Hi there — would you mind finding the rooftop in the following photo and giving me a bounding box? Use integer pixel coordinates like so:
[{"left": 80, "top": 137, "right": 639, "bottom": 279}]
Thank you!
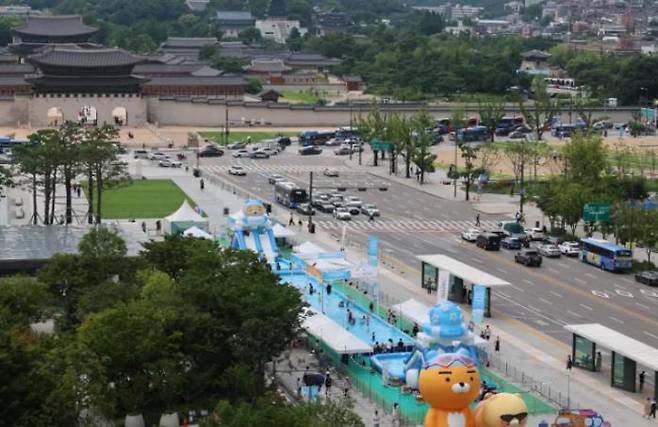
[
  {"left": 417, "top": 254, "right": 511, "bottom": 288},
  {"left": 144, "top": 76, "right": 247, "bottom": 86},
  {"left": 160, "top": 37, "right": 219, "bottom": 49},
  {"left": 13, "top": 15, "right": 98, "bottom": 38},
  {"left": 216, "top": 11, "right": 254, "bottom": 21},
  {"left": 29, "top": 47, "right": 143, "bottom": 68},
  {"left": 522, "top": 49, "right": 552, "bottom": 59},
  {"left": 245, "top": 58, "right": 291, "bottom": 73}
]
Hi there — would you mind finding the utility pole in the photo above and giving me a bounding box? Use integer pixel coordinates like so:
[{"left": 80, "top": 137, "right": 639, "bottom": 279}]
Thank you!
[
  {"left": 308, "top": 171, "right": 313, "bottom": 227},
  {"left": 520, "top": 136, "right": 526, "bottom": 214},
  {"left": 224, "top": 107, "right": 229, "bottom": 145},
  {"left": 453, "top": 140, "right": 458, "bottom": 198}
]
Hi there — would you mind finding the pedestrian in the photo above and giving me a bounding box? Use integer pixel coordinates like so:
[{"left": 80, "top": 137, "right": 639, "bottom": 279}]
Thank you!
[
  {"left": 298, "top": 218, "right": 303, "bottom": 227},
  {"left": 369, "top": 212, "right": 374, "bottom": 222},
  {"left": 76, "top": 185, "right": 81, "bottom": 198},
  {"left": 484, "top": 325, "right": 491, "bottom": 341},
  {"left": 343, "top": 377, "right": 351, "bottom": 398},
  {"left": 566, "top": 355, "right": 573, "bottom": 371},
  {"left": 412, "top": 323, "right": 419, "bottom": 337},
  {"left": 392, "top": 403, "right": 400, "bottom": 427},
  {"left": 324, "top": 372, "right": 332, "bottom": 396},
  {"left": 296, "top": 377, "right": 302, "bottom": 398},
  {"left": 326, "top": 283, "right": 332, "bottom": 294},
  {"left": 639, "top": 370, "right": 646, "bottom": 392},
  {"left": 595, "top": 351, "right": 602, "bottom": 372},
  {"left": 372, "top": 332, "right": 376, "bottom": 342},
  {"left": 645, "top": 397, "right": 652, "bottom": 419},
  {"left": 200, "top": 178, "right": 205, "bottom": 190},
  {"left": 650, "top": 398, "right": 656, "bottom": 419},
  {"left": 475, "top": 213, "right": 481, "bottom": 227},
  {"left": 515, "top": 211, "right": 521, "bottom": 223},
  {"left": 369, "top": 301, "right": 374, "bottom": 312},
  {"left": 494, "top": 336, "right": 500, "bottom": 352},
  {"left": 141, "top": 221, "right": 146, "bottom": 233},
  {"left": 373, "top": 410, "right": 380, "bottom": 427},
  {"left": 289, "top": 213, "right": 294, "bottom": 226}
]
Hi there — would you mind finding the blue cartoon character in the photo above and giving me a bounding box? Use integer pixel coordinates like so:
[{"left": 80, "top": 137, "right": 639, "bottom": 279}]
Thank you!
[{"left": 417, "top": 302, "right": 474, "bottom": 348}]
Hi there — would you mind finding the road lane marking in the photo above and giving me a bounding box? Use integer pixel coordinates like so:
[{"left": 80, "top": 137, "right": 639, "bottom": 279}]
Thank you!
[
  {"left": 550, "top": 291, "right": 563, "bottom": 298},
  {"left": 567, "top": 310, "right": 582, "bottom": 318},
  {"left": 574, "top": 278, "right": 587, "bottom": 284},
  {"left": 557, "top": 262, "right": 571, "bottom": 269},
  {"left": 644, "top": 331, "right": 658, "bottom": 340},
  {"left": 585, "top": 273, "right": 598, "bottom": 279},
  {"left": 522, "top": 279, "right": 535, "bottom": 286},
  {"left": 622, "top": 278, "right": 634, "bottom": 284},
  {"left": 579, "top": 303, "right": 593, "bottom": 311},
  {"left": 547, "top": 267, "right": 559, "bottom": 274},
  {"left": 538, "top": 297, "right": 553, "bottom": 305},
  {"left": 615, "top": 289, "right": 634, "bottom": 298},
  {"left": 496, "top": 267, "right": 508, "bottom": 274},
  {"left": 591, "top": 290, "right": 610, "bottom": 299},
  {"left": 509, "top": 284, "right": 525, "bottom": 293},
  {"left": 636, "top": 302, "right": 651, "bottom": 310},
  {"left": 609, "top": 316, "right": 624, "bottom": 324},
  {"left": 472, "top": 257, "right": 484, "bottom": 263}
]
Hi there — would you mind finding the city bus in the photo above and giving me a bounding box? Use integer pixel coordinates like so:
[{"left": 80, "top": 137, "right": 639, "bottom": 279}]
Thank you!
[
  {"left": 299, "top": 131, "right": 335, "bottom": 146},
  {"left": 457, "top": 126, "right": 491, "bottom": 142},
  {"left": 580, "top": 238, "right": 633, "bottom": 272},
  {"left": 274, "top": 181, "right": 308, "bottom": 208}
]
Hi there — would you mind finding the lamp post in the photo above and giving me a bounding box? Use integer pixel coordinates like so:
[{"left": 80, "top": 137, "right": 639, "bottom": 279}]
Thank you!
[{"left": 453, "top": 137, "right": 458, "bottom": 198}]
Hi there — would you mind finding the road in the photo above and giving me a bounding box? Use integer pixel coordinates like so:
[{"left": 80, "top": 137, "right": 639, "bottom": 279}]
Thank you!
[{"left": 181, "top": 144, "right": 658, "bottom": 349}]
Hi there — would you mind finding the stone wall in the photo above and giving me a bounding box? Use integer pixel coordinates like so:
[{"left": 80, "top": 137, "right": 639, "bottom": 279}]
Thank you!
[
  {"left": 28, "top": 94, "right": 147, "bottom": 127},
  {"left": 0, "top": 97, "right": 28, "bottom": 126}
]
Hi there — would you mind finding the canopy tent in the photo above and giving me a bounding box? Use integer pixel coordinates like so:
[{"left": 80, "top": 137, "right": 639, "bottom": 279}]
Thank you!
[
  {"left": 417, "top": 254, "right": 511, "bottom": 288},
  {"left": 163, "top": 200, "right": 208, "bottom": 234},
  {"left": 272, "top": 223, "right": 296, "bottom": 238},
  {"left": 293, "top": 241, "right": 325, "bottom": 259},
  {"left": 303, "top": 311, "right": 373, "bottom": 354},
  {"left": 183, "top": 226, "right": 213, "bottom": 240}
]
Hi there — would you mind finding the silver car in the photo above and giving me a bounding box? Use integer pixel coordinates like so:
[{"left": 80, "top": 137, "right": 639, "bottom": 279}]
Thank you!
[{"left": 538, "top": 244, "right": 561, "bottom": 258}]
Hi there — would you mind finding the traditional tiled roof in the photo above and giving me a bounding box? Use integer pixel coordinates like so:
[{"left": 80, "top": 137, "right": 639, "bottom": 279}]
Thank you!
[
  {"left": 216, "top": 11, "right": 254, "bottom": 21},
  {"left": 160, "top": 37, "right": 219, "bottom": 48},
  {"left": 134, "top": 63, "right": 212, "bottom": 75},
  {"left": 29, "top": 47, "right": 143, "bottom": 68},
  {"left": 245, "top": 58, "right": 291, "bottom": 73},
  {"left": 0, "top": 64, "right": 35, "bottom": 75},
  {"left": 343, "top": 75, "right": 362, "bottom": 82},
  {"left": 521, "top": 49, "right": 551, "bottom": 59},
  {"left": 144, "top": 76, "right": 247, "bottom": 86},
  {"left": 13, "top": 15, "right": 98, "bottom": 37},
  {"left": 190, "top": 65, "right": 222, "bottom": 77}
]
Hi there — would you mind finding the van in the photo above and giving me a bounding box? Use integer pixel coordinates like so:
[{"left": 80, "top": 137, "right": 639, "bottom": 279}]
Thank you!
[
  {"left": 133, "top": 149, "right": 148, "bottom": 159},
  {"left": 476, "top": 233, "right": 501, "bottom": 251}
]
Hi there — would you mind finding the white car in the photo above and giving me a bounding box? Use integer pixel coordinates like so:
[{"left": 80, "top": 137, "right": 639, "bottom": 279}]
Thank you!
[
  {"left": 345, "top": 196, "right": 362, "bottom": 208},
  {"left": 334, "top": 207, "right": 352, "bottom": 221},
  {"left": 538, "top": 243, "right": 561, "bottom": 258},
  {"left": 558, "top": 241, "right": 580, "bottom": 256},
  {"left": 323, "top": 168, "right": 339, "bottom": 177},
  {"left": 158, "top": 159, "right": 181, "bottom": 168},
  {"left": 361, "top": 203, "right": 380, "bottom": 217},
  {"left": 149, "top": 152, "right": 169, "bottom": 161},
  {"left": 525, "top": 227, "right": 545, "bottom": 241},
  {"left": 461, "top": 228, "right": 481, "bottom": 242},
  {"left": 232, "top": 150, "right": 250, "bottom": 158},
  {"left": 228, "top": 165, "right": 247, "bottom": 176}
]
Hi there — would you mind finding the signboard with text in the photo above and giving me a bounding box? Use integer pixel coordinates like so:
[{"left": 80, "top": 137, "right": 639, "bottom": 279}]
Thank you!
[
  {"left": 583, "top": 203, "right": 610, "bottom": 222},
  {"left": 437, "top": 270, "right": 450, "bottom": 303},
  {"left": 472, "top": 285, "right": 486, "bottom": 324},
  {"left": 368, "top": 235, "right": 379, "bottom": 267}
]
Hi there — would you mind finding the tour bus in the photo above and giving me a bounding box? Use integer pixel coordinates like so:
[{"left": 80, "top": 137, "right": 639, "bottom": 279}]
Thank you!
[
  {"left": 335, "top": 127, "right": 360, "bottom": 140},
  {"left": 274, "top": 181, "right": 308, "bottom": 209},
  {"left": 457, "top": 126, "right": 491, "bottom": 142},
  {"left": 437, "top": 117, "right": 478, "bottom": 133},
  {"left": 0, "top": 137, "right": 31, "bottom": 149},
  {"left": 495, "top": 116, "right": 525, "bottom": 135},
  {"left": 299, "top": 131, "right": 335, "bottom": 146},
  {"left": 580, "top": 238, "right": 633, "bottom": 272}
]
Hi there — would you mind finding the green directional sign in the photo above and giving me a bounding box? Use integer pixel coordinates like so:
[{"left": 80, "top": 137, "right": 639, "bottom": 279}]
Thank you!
[
  {"left": 583, "top": 203, "right": 610, "bottom": 222},
  {"left": 370, "top": 138, "right": 394, "bottom": 152}
]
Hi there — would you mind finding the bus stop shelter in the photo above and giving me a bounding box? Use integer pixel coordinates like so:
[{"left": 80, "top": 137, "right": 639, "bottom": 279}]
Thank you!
[
  {"left": 417, "top": 254, "right": 511, "bottom": 317},
  {"left": 565, "top": 323, "right": 658, "bottom": 400}
]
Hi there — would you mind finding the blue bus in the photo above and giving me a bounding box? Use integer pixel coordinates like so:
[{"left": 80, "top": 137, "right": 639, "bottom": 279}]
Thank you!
[
  {"left": 580, "top": 238, "right": 633, "bottom": 272},
  {"left": 457, "top": 126, "right": 490, "bottom": 142},
  {"left": 274, "top": 181, "right": 308, "bottom": 208},
  {"left": 299, "top": 131, "right": 335, "bottom": 146}
]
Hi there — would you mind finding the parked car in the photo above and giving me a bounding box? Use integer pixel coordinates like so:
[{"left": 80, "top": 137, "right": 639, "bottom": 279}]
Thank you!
[
  {"left": 198, "top": 146, "right": 224, "bottom": 157},
  {"left": 461, "top": 228, "right": 481, "bottom": 242},
  {"left": 276, "top": 136, "right": 292, "bottom": 146},
  {"left": 334, "top": 146, "right": 352, "bottom": 156},
  {"left": 133, "top": 149, "right": 149, "bottom": 159},
  {"left": 538, "top": 243, "right": 561, "bottom": 258},
  {"left": 558, "top": 241, "right": 580, "bottom": 256},
  {"left": 233, "top": 149, "right": 250, "bottom": 158},
  {"left": 268, "top": 174, "right": 285, "bottom": 184},
  {"left": 323, "top": 168, "right": 339, "bottom": 177},
  {"left": 542, "top": 236, "right": 563, "bottom": 246},
  {"left": 334, "top": 207, "right": 351, "bottom": 220},
  {"left": 361, "top": 204, "right": 380, "bottom": 217},
  {"left": 515, "top": 249, "right": 542, "bottom": 267},
  {"left": 345, "top": 196, "right": 362, "bottom": 208},
  {"left": 227, "top": 142, "right": 246, "bottom": 150},
  {"left": 525, "top": 227, "right": 545, "bottom": 241},
  {"left": 347, "top": 206, "right": 360, "bottom": 216},
  {"left": 228, "top": 165, "right": 247, "bottom": 176},
  {"left": 296, "top": 203, "right": 315, "bottom": 216},
  {"left": 476, "top": 233, "right": 501, "bottom": 250},
  {"left": 635, "top": 270, "right": 658, "bottom": 286},
  {"left": 159, "top": 159, "right": 182, "bottom": 168},
  {"left": 512, "top": 125, "right": 532, "bottom": 133},
  {"left": 325, "top": 138, "right": 343, "bottom": 146},
  {"left": 299, "top": 146, "right": 322, "bottom": 155},
  {"left": 501, "top": 237, "right": 522, "bottom": 250},
  {"left": 250, "top": 150, "right": 270, "bottom": 159},
  {"left": 148, "top": 151, "right": 169, "bottom": 161},
  {"left": 262, "top": 148, "right": 279, "bottom": 156},
  {"left": 318, "top": 203, "right": 335, "bottom": 214},
  {"left": 509, "top": 131, "right": 528, "bottom": 139}
]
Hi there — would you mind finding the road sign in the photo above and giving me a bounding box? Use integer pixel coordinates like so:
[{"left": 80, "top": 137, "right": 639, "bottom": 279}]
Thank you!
[
  {"left": 583, "top": 203, "right": 610, "bottom": 222},
  {"left": 370, "top": 138, "right": 393, "bottom": 152}
]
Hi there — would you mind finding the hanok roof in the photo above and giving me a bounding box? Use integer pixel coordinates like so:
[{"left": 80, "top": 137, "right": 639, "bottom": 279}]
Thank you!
[
  {"left": 285, "top": 52, "right": 340, "bottom": 66},
  {"left": 13, "top": 15, "right": 98, "bottom": 38},
  {"left": 134, "top": 63, "right": 220, "bottom": 76},
  {"left": 144, "top": 76, "right": 247, "bottom": 86},
  {"left": 0, "top": 63, "right": 35, "bottom": 75},
  {"left": 216, "top": 11, "right": 254, "bottom": 21},
  {"left": 160, "top": 37, "right": 219, "bottom": 49},
  {"left": 245, "top": 58, "right": 291, "bottom": 73},
  {"left": 521, "top": 49, "right": 552, "bottom": 59},
  {"left": 190, "top": 65, "right": 222, "bottom": 77},
  {"left": 343, "top": 75, "right": 362, "bottom": 83},
  {"left": 29, "top": 47, "right": 143, "bottom": 68}
]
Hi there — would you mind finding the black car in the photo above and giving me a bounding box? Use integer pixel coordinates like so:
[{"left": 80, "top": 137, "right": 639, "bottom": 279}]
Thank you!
[
  {"left": 318, "top": 203, "right": 335, "bottom": 213},
  {"left": 635, "top": 270, "right": 658, "bottom": 287},
  {"left": 299, "top": 146, "right": 322, "bottom": 155},
  {"left": 198, "top": 146, "right": 224, "bottom": 157},
  {"left": 296, "top": 203, "right": 315, "bottom": 216},
  {"left": 515, "top": 249, "right": 542, "bottom": 267},
  {"left": 501, "top": 237, "right": 522, "bottom": 250},
  {"left": 476, "top": 233, "right": 500, "bottom": 251},
  {"left": 276, "top": 136, "right": 292, "bottom": 146}
]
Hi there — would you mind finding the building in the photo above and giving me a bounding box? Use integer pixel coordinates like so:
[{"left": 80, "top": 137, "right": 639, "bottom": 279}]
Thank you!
[
  {"left": 518, "top": 49, "right": 552, "bottom": 76},
  {"left": 317, "top": 11, "right": 353, "bottom": 35},
  {"left": 244, "top": 58, "right": 291, "bottom": 84},
  {"left": 0, "top": 5, "right": 39, "bottom": 17},
  {"left": 216, "top": 11, "right": 255, "bottom": 38},
  {"left": 473, "top": 19, "right": 511, "bottom": 35},
  {"left": 342, "top": 75, "right": 363, "bottom": 91},
  {"left": 158, "top": 37, "right": 219, "bottom": 61},
  {"left": 255, "top": 19, "right": 307, "bottom": 44},
  {"left": 185, "top": 0, "right": 209, "bottom": 12},
  {"left": 451, "top": 5, "right": 483, "bottom": 20},
  {"left": 283, "top": 53, "right": 339, "bottom": 72},
  {"left": 10, "top": 15, "right": 98, "bottom": 57}
]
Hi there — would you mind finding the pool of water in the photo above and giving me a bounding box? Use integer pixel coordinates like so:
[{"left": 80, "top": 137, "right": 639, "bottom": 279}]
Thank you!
[{"left": 282, "top": 273, "right": 413, "bottom": 347}]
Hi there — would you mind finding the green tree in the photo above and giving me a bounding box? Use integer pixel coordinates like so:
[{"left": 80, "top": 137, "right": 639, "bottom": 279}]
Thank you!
[
  {"left": 478, "top": 100, "right": 505, "bottom": 142},
  {"left": 0, "top": 276, "right": 49, "bottom": 327},
  {"left": 562, "top": 133, "right": 608, "bottom": 187},
  {"left": 268, "top": 0, "right": 287, "bottom": 17},
  {"left": 239, "top": 27, "right": 262, "bottom": 43},
  {"left": 412, "top": 110, "right": 436, "bottom": 184},
  {"left": 637, "top": 208, "right": 658, "bottom": 262},
  {"left": 520, "top": 77, "right": 560, "bottom": 141},
  {"left": 458, "top": 142, "right": 482, "bottom": 201},
  {"left": 0, "top": 164, "right": 11, "bottom": 197}
]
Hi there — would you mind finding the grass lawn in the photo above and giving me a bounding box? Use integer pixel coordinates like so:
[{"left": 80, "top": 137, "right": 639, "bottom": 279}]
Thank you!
[
  {"left": 199, "top": 131, "right": 298, "bottom": 145},
  {"left": 280, "top": 89, "right": 325, "bottom": 104},
  {"left": 97, "top": 179, "right": 193, "bottom": 219}
]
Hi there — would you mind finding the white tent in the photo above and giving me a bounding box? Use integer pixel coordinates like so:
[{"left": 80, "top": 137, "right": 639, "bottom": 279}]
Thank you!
[
  {"left": 272, "top": 223, "right": 296, "bottom": 238},
  {"left": 293, "top": 241, "right": 325, "bottom": 258},
  {"left": 163, "top": 200, "right": 208, "bottom": 233},
  {"left": 183, "top": 226, "right": 213, "bottom": 240},
  {"left": 303, "top": 311, "right": 373, "bottom": 354}
]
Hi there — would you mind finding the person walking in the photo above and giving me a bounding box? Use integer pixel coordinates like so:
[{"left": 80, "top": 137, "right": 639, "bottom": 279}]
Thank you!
[
  {"left": 475, "top": 213, "right": 481, "bottom": 227},
  {"left": 494, "top": 336, "right": 500, "bottom": 353},
  {"left": 200, "top": 178, "right": 205, "bottom": 190},
  {"left": 392, "top": 403, "right": 400, "bottom": 427},
  {"left": 566, "top": 355, "right": 573, "bottom": 371},
  {"left": 368, "top": 212, "right": 375, "bottom": 222},
  {"left": 289, "top": 213, "right": 294, "bottom": 226},
  {"left": 372, "top": 410, "right": 380, "bottom": 427},
  {"left": 650, "top": 397, "right": 656, "bottom": 419},
  {"left": 76, "top": 185, "right": 81, "bottom": 198},
  {"left": 645, "top": 397, "right": 652, "bottom": 419},
  {"left": 595, "top": 351, "right": 602, "bottom": 372},
  {"left": 324, "top": 372, "right": 332, "bottom": 397},
  {"left": 639, "top": 370, "right": 646, "bottom": 392}
]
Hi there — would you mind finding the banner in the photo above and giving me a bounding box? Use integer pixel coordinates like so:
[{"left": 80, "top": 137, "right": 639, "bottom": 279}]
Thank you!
[
  {"left": 367, "top": 235, "right": 379, "bottom": 267},
  {"left": 472, "top": 285, "right": 486, "bottom": 324},
  {"left": 437, "top": 270, "right": 450, "bottom": 303}
]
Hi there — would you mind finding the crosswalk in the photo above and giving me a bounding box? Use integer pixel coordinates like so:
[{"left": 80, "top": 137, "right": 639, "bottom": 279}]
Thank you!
[
  {"left": 311, "top": 219, "right": 499, "bottom": 233},
  {"left": 203, "top": 163, "right": 352, "bottom": 175}
]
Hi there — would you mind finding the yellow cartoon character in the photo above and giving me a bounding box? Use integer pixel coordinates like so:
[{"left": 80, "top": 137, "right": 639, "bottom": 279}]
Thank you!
[
  {"left": 474, "top": 393, "right": 528, "bottom": 427},
  {"left": 419, "top": 353, "right": 481, "bottom": 427},
  {"left": 243, "top": 199, "right": 265, "bottom": 217}
]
